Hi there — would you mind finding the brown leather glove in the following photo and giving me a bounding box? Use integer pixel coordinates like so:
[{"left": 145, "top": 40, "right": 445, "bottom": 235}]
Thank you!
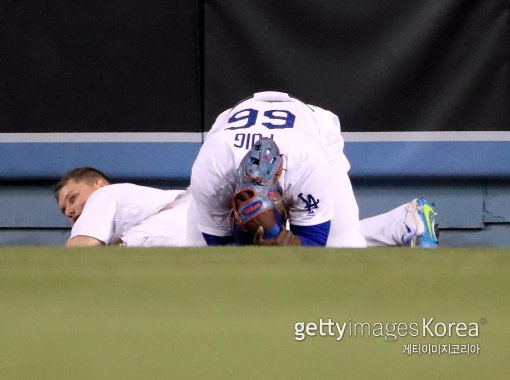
[{"left": 232, "top": 189, "right": 278, "bottom": 235}]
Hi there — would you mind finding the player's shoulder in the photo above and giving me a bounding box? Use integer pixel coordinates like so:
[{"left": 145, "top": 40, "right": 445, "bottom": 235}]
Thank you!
[
  {"left": 97, "top": 183, "right": 137, "bottom": 193},
  {"left": 306, "top": 104, "right": 339, "bottom": 119},
  {"left": 208, "top": 108, "right": 234, "bottom": 134},
  {"left": 91, "top": 183, "right": 146, "bottom": 199}
]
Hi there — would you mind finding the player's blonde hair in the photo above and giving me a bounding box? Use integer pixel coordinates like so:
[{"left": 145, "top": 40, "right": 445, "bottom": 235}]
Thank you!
[{"left": 54, "top": 167, "right": 110, "bottom": 201}]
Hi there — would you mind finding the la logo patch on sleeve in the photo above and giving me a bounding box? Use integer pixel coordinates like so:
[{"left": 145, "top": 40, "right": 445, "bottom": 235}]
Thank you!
[{"left": 298, "top": 193, "right": 320, "bottom": 215}]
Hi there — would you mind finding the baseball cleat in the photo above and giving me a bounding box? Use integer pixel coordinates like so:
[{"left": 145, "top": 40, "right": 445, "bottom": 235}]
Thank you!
[{"left": 402, "top": 198, "right": 439, "bottom": 248}]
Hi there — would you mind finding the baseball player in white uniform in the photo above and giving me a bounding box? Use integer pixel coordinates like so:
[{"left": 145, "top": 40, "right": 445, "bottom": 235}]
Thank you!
[
  {"left": 56, "top": 167, "right": 437, "bottom": 248},
  {"left": 190, "top": 91, "right": 368, "bottom": 247},
  {"left": 56, "top": 167, "right": 191, "bottom": 247}
]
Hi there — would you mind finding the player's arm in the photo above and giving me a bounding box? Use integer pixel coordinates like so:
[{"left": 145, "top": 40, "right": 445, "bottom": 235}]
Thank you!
[
  {"left": 253, "top": 221, "right": 330, "bottom": 246},
  {"left": 66, "top": 190, "right": 118, "bottom": 247},
  {"left": 290, "top": 221, "right": 331, "bottom": 246},
  {"left": 66, "top": 235, "right": 105, "bottom": 247},
  {"left": 190, "top": 133, "right": 237, "bottom": 244}
]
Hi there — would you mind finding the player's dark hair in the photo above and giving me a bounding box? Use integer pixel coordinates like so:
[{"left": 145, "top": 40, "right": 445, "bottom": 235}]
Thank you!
[{"left": 54, "top": 167, "right": 110, "bottom": 201}]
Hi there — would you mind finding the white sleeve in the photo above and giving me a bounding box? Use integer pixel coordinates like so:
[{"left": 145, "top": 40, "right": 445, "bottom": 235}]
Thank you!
[
  {"left": 70, "top": 192, "right": 117, "bottom": 244},
  {"left": 190, "top": 132, "right": 236, "bottom": 237},
  {"left": 309, "top": 105, "right": 351, "bottom": 173},
  {"left": 285, "top": 149, "right": 336, "bottom": 227}
]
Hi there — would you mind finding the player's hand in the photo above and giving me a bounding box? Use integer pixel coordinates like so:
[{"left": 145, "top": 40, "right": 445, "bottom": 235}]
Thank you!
[
  {"left": 233, "top": 190, "right": 278, "bottom": 230},
  {"left": 253, "top": 226, "right": 301, "bottom": 246}
]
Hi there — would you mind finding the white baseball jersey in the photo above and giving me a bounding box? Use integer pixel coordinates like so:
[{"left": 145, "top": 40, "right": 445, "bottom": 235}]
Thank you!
[
  {"left": 70, "top": 183, "right": 191, "bottom": 246},
  {"left": 191, "top": 91, "right": 367, "bottom": 247}
]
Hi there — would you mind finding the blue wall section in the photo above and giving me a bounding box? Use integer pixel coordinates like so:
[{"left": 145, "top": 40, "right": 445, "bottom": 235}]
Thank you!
[
  {"left": 2, "top": 140, "right": 510, "bottom": 180},
  {"left": 0, "top": 142, "right": 201, "bottom": 181},
  {"left": 345, "top": 142, "right": 510, "bottom": 178}
]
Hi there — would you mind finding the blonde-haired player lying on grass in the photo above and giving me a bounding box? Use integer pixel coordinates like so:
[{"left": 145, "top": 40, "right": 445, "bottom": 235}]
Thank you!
[{"left": 55, "top": 167, "right": 438, "bottom": 248}]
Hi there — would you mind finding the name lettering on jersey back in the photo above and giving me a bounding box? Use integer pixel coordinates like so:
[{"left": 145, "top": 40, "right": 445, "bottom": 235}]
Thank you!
[
  {"left": 298, "top": 193, "right": 320, "bottom": 215},
  {"left": 233, "top": 133, "right": 275, "bottom": 150}
]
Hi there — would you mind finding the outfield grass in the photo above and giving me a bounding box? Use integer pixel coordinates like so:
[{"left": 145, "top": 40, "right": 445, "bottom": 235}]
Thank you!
[{"left": 0, "top": 247, "right": 509, "bottom": 379}]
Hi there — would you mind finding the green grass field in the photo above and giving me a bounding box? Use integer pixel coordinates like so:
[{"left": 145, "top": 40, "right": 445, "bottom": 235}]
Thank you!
[{"left": 1, "top": 247, "right": 509, "bottom": 379}]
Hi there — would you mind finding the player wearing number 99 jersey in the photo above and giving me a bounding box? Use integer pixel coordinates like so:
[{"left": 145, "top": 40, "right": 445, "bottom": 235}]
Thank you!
[{"left": 189, "top": 91, "right": 367, "bottom": 247}]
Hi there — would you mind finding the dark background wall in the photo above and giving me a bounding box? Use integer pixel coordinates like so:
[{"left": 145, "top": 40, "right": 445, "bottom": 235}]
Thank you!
[
  {"left": 205, "top": 0, "right": 508, "bottom": 132},
  {"left": 1, "top": 0, "right": 200, "bottom": 133},
  {"left": 1, "top": 0, "right": 507, "bottom": 134}
]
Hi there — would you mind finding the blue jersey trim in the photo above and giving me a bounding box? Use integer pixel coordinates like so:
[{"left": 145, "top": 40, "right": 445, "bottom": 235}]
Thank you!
[
  {"left": 202, "top": 233, "right": 234, "bottom": 246},
  {"left": 290, "top": 221, "right": 331, "bottom": 246}
]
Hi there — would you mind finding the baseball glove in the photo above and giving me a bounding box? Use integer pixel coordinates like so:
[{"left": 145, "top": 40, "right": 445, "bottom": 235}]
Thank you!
[
  {"left": 230, "top": 137, "right": 300, "bottom": 246},
  {"left": 236, "top": 137, "right": 283, "bottom": 187}
]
